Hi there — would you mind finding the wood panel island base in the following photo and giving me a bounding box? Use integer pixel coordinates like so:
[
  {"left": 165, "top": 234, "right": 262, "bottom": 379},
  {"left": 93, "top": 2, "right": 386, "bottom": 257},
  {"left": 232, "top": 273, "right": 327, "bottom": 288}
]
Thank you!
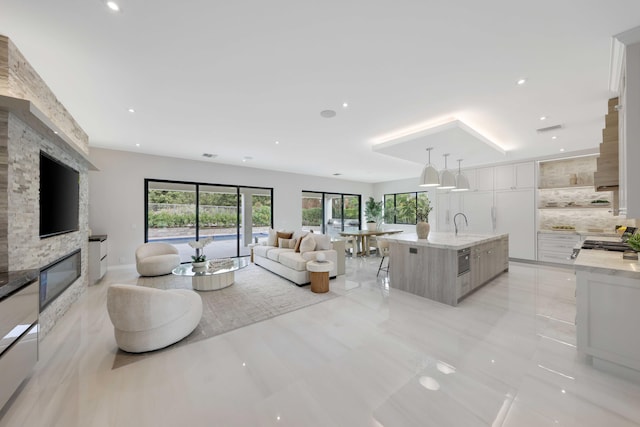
[{"left": 382, "top": 233, "right": 509, "bottom": 306}]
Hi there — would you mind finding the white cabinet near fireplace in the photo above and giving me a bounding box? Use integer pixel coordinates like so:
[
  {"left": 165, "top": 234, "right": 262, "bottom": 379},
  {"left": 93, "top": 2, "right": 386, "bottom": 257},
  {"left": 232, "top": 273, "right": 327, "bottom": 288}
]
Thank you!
[{"left": 89, "top": 235, "right": 108, "bottom": 284}]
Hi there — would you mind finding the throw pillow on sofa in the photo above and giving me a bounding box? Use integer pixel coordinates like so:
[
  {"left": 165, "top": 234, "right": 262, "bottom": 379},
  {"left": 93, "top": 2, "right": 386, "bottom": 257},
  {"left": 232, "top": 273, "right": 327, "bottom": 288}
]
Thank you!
[
  {"left": 299, "top": 234, "right": 316, "bottom": 254},
  {"left": 267, "top": 228, "right": 278, "bottom": 246},
  {"left": 293, "top": 231, "right": 309, "bottom": 252},
  {"left": 278, "top": 238, "right": 296, "bottom": 249},
  {"left": 311, "top": 233, "right": 332, "bottom": 250},
  {"left": 267, "top": 229, "right": 294, "bottom": 247}
]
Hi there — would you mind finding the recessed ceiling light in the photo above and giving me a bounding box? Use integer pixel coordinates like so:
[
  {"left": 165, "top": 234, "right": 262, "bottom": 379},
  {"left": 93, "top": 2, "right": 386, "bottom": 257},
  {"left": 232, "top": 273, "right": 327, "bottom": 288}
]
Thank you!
[
  {"left": 128, "top": 108, "right": 135, "bottom": 113},
  {"left": 135, "top": 143, "right": 140, "bottom": 147},
  {"left": 342, "top": 102, "right": 348, "bottom": 108},
  {"left": 516, "top": 78, "right": 527, "bottom": 85},
  {"left": 53, "top": 131, "right": 58, "bottom": 135},
  {"left": 320, "top": 109, "right": 336, "bottom": 118},
  {"left": 551, "top": 135, "right": 557, "bottom": 140},
  {"left": 560, "top": 148, "right": 565, "bottom": 152},
  {"left": 106, "top": 1, "right": 120, "bottom": 12},
  {"left": 275, "top": 140, "right": 280, "bottom": 145},
  {"left": 540, "top": 116, "right": 547, "bottom": 121}
]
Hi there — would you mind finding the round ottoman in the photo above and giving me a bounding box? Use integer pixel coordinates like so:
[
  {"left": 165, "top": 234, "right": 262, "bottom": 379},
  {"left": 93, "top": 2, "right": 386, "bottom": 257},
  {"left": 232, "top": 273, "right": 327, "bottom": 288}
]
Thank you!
[{"left": 307, "top": 260, "right": 333, "bottom": 293}]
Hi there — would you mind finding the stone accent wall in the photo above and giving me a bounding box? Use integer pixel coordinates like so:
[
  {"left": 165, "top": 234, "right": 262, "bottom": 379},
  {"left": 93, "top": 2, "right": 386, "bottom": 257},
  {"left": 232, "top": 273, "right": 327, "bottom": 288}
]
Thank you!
[
  {"left": 538, "top": 156, "right": 636, "bottom": 232},
  {"left": 6, "top": 113, "right": 89, "bottom": 338},
  {"left": 539, "top": 156, "right": 596, "bottom": 188},
  {"left": 0, "top": 35, "right": 89, "bottom": 155}
]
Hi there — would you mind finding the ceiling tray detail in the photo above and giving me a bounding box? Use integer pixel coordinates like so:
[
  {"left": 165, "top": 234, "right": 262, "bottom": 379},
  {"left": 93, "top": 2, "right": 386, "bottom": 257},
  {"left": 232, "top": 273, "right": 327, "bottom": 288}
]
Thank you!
[{"left": 372, "top": 119, "right": 506, "bottom": 168}]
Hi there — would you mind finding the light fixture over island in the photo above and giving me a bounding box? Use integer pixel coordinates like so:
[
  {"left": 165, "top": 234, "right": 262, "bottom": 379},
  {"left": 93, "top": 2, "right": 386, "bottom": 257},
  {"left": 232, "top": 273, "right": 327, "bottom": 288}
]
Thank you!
[{"left": 380, "top": 232, "right": 509, "bottom": 306}]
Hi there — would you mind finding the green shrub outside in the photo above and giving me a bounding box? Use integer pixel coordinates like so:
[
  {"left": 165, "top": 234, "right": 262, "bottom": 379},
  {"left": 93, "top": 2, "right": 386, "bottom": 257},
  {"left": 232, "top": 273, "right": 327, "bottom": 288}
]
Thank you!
[
  {"left": 302, "top": 207, "right": 322, "bottom": 225},
  {"left": 148, "top": 205, "right": 272, "bottom": 228}
]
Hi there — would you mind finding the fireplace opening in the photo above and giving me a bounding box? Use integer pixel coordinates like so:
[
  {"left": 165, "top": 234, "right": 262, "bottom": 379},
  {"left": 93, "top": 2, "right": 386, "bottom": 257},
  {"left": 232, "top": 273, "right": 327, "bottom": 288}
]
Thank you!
[{"left": 40, "top": 249, "right": 81, "bottom": 312}]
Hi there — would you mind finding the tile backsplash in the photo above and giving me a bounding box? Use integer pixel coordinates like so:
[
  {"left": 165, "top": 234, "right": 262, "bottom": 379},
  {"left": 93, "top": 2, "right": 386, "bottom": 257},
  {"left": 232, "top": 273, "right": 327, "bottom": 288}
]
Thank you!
[{"left": 538, "top": 156, "right": 636, "bottom": 232}]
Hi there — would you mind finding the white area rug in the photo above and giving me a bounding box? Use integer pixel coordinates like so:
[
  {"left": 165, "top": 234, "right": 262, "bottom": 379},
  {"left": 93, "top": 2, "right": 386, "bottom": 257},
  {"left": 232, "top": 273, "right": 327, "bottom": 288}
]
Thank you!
[{"left": 113, "top": 263, "right": 337, "bottom": 368}]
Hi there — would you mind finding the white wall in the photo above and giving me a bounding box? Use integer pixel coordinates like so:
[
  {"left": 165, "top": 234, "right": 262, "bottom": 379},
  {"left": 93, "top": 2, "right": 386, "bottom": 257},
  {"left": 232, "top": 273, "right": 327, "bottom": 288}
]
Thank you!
[{"left": 89, "top": 148, "right": 373, "bottom": 266}]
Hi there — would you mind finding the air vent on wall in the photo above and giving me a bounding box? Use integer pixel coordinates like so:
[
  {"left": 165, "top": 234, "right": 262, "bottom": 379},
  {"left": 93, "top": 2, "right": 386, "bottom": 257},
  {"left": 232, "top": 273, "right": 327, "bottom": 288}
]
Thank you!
[
  {"left": 332, "top": 173, "right": 342, "bottom": 176},
  {"left": 536, "top": 124, "right": 564, "bottom": 133},
  {"left": 202, "top": 153, "right": 217, "bottom": 158}
]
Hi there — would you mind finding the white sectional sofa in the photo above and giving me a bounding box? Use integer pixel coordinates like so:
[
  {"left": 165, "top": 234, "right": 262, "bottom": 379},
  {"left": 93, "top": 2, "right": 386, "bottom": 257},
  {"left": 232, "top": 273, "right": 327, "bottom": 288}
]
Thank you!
[{"left": 253, "top": 230, "right": 343, "bottom": 285}]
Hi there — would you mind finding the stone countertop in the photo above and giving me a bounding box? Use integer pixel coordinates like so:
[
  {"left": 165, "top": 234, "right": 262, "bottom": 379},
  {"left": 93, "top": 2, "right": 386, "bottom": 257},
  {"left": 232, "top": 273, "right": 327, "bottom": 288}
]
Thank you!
[
  {"left": 538, "top": 230, "right": 619, "bottom": 237},
  {"left": 574, "top": 250, "right": 640, "bottom": 280},
  {"left": 379, "top": 232, "right": 508, "bottom": 250},
  {"left": 0, "top": 269, "right": 39, "bottom": 301}
]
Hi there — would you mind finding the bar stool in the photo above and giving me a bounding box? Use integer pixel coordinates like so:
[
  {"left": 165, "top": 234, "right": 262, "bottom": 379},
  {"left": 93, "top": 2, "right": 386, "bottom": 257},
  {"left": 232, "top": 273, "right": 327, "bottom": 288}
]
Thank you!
[{"left": 377, "top": 240, "right": 390, "bottom": 276}]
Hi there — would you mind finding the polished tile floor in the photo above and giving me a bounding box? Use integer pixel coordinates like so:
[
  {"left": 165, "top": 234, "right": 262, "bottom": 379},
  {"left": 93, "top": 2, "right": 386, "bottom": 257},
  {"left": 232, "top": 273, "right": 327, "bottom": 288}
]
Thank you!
[{"left": 2, "top": 258, "right": 640, "bottom": 426}]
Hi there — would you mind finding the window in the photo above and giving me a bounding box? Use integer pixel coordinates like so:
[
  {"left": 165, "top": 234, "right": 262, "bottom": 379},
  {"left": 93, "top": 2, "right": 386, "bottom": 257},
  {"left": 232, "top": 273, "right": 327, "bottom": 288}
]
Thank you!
[
  {"left": 384, "top": 191, "right": 433, "bottom": 224},
  {"left": 145, "top": 179, "right": 272, "bottom": 261},
  {"left": 301, "top": 191, "right": 361, "bottom": 238}
]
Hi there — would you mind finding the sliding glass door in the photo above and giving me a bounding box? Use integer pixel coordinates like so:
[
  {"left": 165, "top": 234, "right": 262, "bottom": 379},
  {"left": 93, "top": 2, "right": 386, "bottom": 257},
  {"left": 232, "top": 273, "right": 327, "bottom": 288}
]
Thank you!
[
  {"left": 301, "top": 191, "right": 361, "bottom": 236},
  {"left": 145, "top": 179, "right": 272, "bottom": 261},
  {"left": 146, "top": 181, "right": 198, "bottom": 263},
  {"left": 199, "top": 185, "right": 238, "bottom": 259}
]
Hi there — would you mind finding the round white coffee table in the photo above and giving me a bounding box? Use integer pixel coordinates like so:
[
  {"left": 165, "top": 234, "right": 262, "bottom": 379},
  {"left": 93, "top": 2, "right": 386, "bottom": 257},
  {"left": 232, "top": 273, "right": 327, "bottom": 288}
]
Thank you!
[
  {"left": 172, "top": 258, "right": 249, "bottom": 291},
  {"left": 307, "top": 260, "right": 333, "bottom": 293}
]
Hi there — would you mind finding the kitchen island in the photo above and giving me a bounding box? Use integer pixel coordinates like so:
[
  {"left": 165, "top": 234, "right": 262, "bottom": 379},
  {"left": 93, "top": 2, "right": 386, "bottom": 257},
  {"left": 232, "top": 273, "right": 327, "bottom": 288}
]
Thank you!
[
  {"left": 574, "top": 249, "right": 640, "bottom": 381},
  {"left": 381, "top": 232, "right": 509, "bottom": 306}
]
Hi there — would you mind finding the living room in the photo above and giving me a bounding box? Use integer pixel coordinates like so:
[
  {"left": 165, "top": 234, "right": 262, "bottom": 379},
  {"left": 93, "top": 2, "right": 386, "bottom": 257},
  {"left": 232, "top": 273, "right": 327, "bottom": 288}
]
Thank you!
[{"left": 2, "top": 2, "right": 640, "bottom": 426}]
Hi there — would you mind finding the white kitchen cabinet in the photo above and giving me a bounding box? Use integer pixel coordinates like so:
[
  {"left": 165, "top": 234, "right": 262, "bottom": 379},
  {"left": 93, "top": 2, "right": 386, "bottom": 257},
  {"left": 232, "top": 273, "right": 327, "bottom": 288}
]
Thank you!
[
  {"left": 436, "top": 193, "right": 450, "bottom": 232},
  {"left": 473, "top": 167, "right": 494, "bottom": 191},
  {"left": 537, "top": 232, "right": 581, "bottom": 264},
  {"left": 495, "top": 189, "right": 536, "bottom": 260},
  {"left": 575, "top": 253, "right": 640, "bottom": 380},
  {"left": 89, "top": 235, "right": 108, "bottom": 284},
  {"left": 618, "top": 42, "right": 640, "bottom": 217},
  {"left": 495, "top": 162, "right": 535, "bottom": 190},
  {"left": 461, "top": 191, "right": 494, "bottom": 234},
  {"left": 436, "top": 192, "right": 462, "bottom": 233}
]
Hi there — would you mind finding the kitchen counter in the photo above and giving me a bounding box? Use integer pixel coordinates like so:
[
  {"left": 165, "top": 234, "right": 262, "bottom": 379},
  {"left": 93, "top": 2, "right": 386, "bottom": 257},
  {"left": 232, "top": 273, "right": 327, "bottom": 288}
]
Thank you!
[
  {"left": 0, "top": 269, "right": 39, "bottom": 301},
  {"left": 574, "top": 249, "right": 640, "bottom": 381},
  {"left": 385, "top": 233, "right": 509, "bottom": 306},
  {"left": 574, "top": 247, "right": 640, "bottom": 280},
  {"left": 538, "top": 230, "right": 619, "bottom": 238},
  {"left": 381, "top": 232, "right": 508, "bottom": 250}
]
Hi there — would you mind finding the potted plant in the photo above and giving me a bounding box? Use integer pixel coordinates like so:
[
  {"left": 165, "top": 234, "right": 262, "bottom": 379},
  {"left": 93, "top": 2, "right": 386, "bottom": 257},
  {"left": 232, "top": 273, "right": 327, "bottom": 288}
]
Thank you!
[
  {"left": 416, "top": 196, "right": 433, "bottom": 239},
  {"left": 188, "top": 237, "right": 214, "bottom": 268},
  {"left": 627, "top": 233, "right": 640, "bottom": 262},
  {"left": 364, "top": 197, "right": 383, "bottom": 231}
]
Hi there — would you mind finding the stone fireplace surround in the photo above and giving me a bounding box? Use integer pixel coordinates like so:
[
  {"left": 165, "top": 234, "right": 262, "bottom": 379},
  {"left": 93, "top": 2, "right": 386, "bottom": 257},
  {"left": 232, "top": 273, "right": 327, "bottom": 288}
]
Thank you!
[
  {"left": 0, "top": 110, "right": 90, "bottom": 338},
  {"left": 1, "top": 35, "right": 92, "bottom": 340}
]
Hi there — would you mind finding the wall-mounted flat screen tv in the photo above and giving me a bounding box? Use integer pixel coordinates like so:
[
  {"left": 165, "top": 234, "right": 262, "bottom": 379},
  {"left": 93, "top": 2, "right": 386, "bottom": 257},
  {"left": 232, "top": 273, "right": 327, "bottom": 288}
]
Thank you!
[{"left": 39, "top": 152, "right": 79, "bottom": 238}]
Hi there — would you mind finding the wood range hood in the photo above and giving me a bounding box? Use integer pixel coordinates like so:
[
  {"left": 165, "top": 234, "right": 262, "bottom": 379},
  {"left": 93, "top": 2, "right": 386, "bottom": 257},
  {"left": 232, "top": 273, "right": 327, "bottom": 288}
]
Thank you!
[{"left": 593, "top": 97, "right": 620, "bottom": 213}]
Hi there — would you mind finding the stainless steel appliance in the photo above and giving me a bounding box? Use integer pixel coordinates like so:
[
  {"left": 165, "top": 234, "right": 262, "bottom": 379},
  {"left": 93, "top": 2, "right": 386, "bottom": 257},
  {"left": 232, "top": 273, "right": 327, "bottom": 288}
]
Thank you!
[{"left": 457, "top": 248, "right": 471, "bottom": 276}]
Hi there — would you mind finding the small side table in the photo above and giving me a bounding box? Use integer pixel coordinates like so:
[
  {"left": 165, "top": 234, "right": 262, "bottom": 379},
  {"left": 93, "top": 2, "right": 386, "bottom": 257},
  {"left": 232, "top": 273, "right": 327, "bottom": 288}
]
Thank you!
[
  {"left": 307, "top": 260, "right": 333, "bottom": 293},
  {"left": 248, "top": 243, "right": 258, "bottom": 263}
]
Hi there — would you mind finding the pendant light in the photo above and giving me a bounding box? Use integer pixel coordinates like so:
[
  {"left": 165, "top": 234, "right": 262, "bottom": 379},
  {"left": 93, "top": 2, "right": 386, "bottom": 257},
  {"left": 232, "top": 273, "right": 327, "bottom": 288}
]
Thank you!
[
  {"left": 451, "top": 159, "right": 470, "bottom": 192},
  {"left": 419, "top": 147, "right": 440, "bottom": 187},
  {"left": 439, "top": 153, "right": 456, "bottom": 190}
]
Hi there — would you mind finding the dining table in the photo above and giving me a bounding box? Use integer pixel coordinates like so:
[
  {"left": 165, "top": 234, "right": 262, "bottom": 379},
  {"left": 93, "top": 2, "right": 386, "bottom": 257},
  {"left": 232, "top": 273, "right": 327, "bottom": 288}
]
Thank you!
[{"left": 339, "top": 229, "right": 403, "bottom": 256}]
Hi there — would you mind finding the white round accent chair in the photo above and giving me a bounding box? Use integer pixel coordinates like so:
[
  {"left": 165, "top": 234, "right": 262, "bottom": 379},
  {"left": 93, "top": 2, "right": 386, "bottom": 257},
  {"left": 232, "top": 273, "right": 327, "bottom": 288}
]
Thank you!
[
  {"left": 135, "top": 242, "right": 181, "bottom": 276},
  {"left": 106, "top": 284, "right": 203, "bottom": 353}
]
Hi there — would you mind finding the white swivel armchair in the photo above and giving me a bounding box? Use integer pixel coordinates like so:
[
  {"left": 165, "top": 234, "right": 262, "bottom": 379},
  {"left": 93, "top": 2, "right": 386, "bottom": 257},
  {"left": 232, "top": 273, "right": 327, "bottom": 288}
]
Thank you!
[
  {"left": 106, "top": 284, "right": 202, "bottom": 353},
  {"left": 135, "top": 242, "right": 181, "bottom": 276}
]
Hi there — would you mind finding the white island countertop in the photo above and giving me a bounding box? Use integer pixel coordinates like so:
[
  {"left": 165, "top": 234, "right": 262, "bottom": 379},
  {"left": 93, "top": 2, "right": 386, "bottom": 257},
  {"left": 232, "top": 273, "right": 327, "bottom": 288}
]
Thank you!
[
  {"left": 380, "top": 232, "right": 508, "bottom": 250},
  {"left": 574, "top": 249, "right": 640, "bottom": 280}
]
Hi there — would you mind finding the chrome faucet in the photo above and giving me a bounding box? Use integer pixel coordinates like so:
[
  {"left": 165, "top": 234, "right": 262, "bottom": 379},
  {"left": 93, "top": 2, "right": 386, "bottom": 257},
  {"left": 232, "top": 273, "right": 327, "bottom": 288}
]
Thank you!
[{"left": 453, "top": 213, "right": 468, "bottom": 236}]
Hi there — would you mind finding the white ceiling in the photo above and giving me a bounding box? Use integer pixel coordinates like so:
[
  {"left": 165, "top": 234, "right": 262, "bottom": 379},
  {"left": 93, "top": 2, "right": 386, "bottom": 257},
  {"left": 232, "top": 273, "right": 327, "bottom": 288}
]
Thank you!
[{"left": 1, "top": 1, "right": 640, "bottom": 183}]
